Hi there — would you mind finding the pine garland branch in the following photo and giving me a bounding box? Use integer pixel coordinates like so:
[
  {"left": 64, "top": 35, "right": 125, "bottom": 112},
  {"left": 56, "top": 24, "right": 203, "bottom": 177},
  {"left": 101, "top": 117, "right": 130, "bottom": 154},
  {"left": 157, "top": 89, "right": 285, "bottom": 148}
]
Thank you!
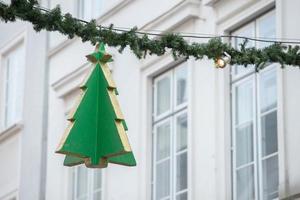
[{"left": 1, "top": 0, "right": 300, "bottom": 68}]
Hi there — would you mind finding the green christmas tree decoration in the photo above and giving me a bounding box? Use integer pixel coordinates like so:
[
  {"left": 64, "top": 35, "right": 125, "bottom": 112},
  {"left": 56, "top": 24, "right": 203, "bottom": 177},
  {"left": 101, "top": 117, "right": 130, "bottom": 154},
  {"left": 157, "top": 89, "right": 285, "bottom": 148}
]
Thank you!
[{"left": 56, "top": 43, "right": 136, "bottom": 168}]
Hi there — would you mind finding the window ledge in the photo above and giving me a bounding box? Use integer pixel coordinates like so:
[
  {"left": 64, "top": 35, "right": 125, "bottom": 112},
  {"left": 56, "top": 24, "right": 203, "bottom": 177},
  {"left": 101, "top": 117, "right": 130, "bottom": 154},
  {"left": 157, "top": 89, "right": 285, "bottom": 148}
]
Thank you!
[{"left": 0, "top": 123, "right": 23, "bottom": 143}]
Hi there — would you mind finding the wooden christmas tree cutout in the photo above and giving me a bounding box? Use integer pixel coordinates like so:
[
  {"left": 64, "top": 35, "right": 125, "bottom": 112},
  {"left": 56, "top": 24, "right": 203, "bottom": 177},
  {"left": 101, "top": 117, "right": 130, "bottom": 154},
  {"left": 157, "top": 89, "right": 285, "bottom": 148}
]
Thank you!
[{"left": 56, "top": 43, "right": 136, "bottom": 168}]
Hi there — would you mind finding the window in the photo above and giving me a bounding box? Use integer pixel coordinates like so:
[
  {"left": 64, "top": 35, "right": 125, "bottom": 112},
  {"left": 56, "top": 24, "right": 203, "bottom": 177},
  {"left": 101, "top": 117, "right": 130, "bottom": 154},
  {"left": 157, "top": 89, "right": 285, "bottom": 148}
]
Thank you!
[
  {"left": 77, "top": 0, "right": 103, "bottom": 21},
  {"left": 152, "top": 63, "right": 188, "bottom": 200},
  {"left": 72, "top": 166, "right": 103, "bottom": 200},
  {"left": 231, "top": 11, "right": 278, "bottom": 200},
  {"left": 0, "top": 43, "right": 25, "bottom": 130}
]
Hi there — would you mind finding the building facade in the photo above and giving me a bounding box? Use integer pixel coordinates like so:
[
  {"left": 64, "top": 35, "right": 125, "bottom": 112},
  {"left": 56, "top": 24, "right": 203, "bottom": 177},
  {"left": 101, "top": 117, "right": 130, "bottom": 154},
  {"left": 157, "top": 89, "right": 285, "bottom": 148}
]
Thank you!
[
  {"left": 0, "top": 10, "right": 48, "bottom": 200},
  {"left": 1, "top": 0, "right": 300, "bottom": 200}
]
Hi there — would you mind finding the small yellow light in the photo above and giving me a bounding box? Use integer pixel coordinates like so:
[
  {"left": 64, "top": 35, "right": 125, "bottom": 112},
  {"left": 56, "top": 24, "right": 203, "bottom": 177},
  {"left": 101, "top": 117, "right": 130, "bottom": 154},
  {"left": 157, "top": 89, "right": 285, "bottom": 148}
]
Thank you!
[{"left": 215, "top": 52, "right": 231, "bottom": 68}]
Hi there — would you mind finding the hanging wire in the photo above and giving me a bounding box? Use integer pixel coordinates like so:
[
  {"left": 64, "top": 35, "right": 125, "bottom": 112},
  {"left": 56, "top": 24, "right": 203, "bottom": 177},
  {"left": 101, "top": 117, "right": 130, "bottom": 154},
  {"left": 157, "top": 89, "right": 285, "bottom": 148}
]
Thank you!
[{"left": 3, "top": 0, "right": 300, "bottom": 44}]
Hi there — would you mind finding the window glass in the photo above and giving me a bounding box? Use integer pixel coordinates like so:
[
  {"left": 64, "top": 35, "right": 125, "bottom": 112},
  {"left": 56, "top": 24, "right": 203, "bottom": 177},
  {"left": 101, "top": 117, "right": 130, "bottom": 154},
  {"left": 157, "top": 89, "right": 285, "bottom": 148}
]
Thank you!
[
  {"left": 156, "top": 121, "right": 171, "bottom": 161},
  {"left": 1, "top": 44, "right": 25, "bottom": 129},
  {"left": 77, "top": 0, "right": 102, "bottom": 20},
  {"left": 260, "top": 70, "right": 277, "bottom": 113},
  {"left": 176, "top": 192, "right": 187, "bottom": 200},
  {"left": 93, "top": 0, "right": 102, "bottom": 18},
  {"left": 175, "top": 66, "right": 187, "bottom": 106},
  {"left": 262, "top": 156, "right": 279, "bottom": 200},
  {"left": 176, "top": 152, "right": 187, "bottom": 192},
  {"left": 232, "top": 23, "right": 255, "bottom": 76},
  {"left": 235, "top": 80, "right": 253, "bottom": 125},
  {"left": 77, "top": 166, "right": 88, "bottom": 199},
  {"left": 156, "top": 75, "right": 171, "bottom": 116},
  {"left": 236, "top": 165, "right": 255, "bottom": 200},
  {"left": 176, "top": 114, "right": 187, "bottom": 152},
  {"left": 258, "top": 13, "right": 276, "bottom": 49},
  {"left": 261, "top": 111, "right": 277, "bottom": 157},
  {"left": 156, "top": 160, "right": 171, "bottom": 199},
  {"left": 73, "top": 167, "right": 102, "bottom": 200},
  {"left": 236, "top": 123, "right": 254, "bottom": 167},
  {"left": 93, "top": 192, "right": 101, "bottom": 200},
  {"left": 93, "top": 170, "right": 102, "bottom": 190},
  {"left": 77, "top": 0, "right": 91, "bottom": 20}
]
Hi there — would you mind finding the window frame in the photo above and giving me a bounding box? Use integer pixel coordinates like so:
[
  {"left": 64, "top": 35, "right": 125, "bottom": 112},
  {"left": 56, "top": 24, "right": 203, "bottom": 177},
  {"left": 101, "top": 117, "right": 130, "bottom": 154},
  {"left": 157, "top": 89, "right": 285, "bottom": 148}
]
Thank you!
[
  {"left": 231, "top": 74, "right": 258, "bottom": 200},
  {"left": 0, "top": 39, "right": 25, "bottom": 132},
  {"left": 71, "top": 166, "right": 104, "bottom": 200},
  {"left": 230, "top": 10, "right": 279, "bottom": 200},
  {"left": 152, "top": 62, "right": 189, "bottom": 200}
]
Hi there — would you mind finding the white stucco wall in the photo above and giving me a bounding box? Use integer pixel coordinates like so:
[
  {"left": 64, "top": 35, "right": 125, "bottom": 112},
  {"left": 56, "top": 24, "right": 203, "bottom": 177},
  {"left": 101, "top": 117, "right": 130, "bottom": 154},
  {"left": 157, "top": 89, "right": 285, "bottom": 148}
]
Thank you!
[
  {"left": 1, "top": 0, "right": 300, "bottom": 200},
  {"left": 45, "top": 0, "right": 300, "bottom": 199},
  {"left": 0, "top": 20, "right": 47, "bottom": 200}
]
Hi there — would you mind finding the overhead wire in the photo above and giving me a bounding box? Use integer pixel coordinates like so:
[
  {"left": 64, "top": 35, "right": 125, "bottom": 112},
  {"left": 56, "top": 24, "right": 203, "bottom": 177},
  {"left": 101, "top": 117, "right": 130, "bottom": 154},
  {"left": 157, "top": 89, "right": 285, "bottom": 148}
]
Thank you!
[{"left": 2, "top": 1, "right": 300, "bottom": 44}]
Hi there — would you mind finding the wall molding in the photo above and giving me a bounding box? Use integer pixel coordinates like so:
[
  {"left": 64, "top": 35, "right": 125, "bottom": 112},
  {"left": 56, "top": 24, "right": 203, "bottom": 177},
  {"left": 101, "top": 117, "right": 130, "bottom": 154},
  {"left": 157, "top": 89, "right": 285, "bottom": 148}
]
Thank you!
[
  {"left": 141, "top": 0, "right": 201, "bottom": 32},
  {"left": 51, "top": 62, "right": 90, "bottom": 98},
  {"left": 0, "top": 123, "right": 23, "bottom": 143},
  {"left": 216, "top": 0, "right": 275, "bottom": 33}
]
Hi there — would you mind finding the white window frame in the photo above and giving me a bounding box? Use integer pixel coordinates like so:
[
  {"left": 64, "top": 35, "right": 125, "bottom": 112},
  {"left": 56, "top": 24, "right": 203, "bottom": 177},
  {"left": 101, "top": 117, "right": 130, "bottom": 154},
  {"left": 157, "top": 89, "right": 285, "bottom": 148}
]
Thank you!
[
  {"left": 231, "top": 10, "right": 276, "bottom": 82},
  {"left": 0, "top": 36, "right": 25, "bottom": 132},
  {"left": 230, "top": 10, "right": 279, "bottom": 200},
  {"left": 231, "top": 75, "right": 258, "bottom": 200},
  {"left": 71, "top": 166, "right": 104, "bottom": 200},
  {"left": 256, "top": 65, "right": 279, "bottom": 200},
  {"left": 152, "top": 63, "right": 189, "bottom": 200}
]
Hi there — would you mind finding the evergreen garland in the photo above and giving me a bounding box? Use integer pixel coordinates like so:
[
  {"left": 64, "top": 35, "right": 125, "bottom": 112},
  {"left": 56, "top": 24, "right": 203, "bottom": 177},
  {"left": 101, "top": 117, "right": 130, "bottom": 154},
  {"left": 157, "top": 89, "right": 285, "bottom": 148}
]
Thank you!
[{"left": 1, "top": 0, "right": 300, "bottom": 69}]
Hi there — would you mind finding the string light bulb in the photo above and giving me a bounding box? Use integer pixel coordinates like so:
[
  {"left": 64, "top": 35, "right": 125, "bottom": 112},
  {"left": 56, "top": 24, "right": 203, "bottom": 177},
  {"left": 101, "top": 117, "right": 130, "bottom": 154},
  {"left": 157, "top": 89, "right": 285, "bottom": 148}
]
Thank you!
[{"left": 215, "top": 52, "right": 231, "bottom": 68}]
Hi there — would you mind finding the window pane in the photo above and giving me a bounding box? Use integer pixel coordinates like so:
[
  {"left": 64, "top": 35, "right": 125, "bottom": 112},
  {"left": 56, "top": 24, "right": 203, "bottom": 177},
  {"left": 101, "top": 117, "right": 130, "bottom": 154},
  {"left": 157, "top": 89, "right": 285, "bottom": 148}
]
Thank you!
[
  {"left": 4, "top": 46, "right": 24, "bottom": 128},
  {"left": 93, "top": 169, "right": 102, "bottom": 190},
  {"left": 5, "top": 57, "right": 14, "bottom": 127},
  {"left": 262, "top": 156, "right": 279, "bottom": 200},
  {"left": 176, "top": 113, "right": 187, "bottom": 152},
  {"left": 236, "top": 165, "right": 255, "bottom": 200},
  {"left": 232, "top": 23, "right": 255, "bottom": 76},
  {"left": 77, "top": 166, "right": 88, "bottom": 198},
  {"left": 78, "top": 0, "right": 91, "bottom": 20},
  {"left": 175, "top": 65, "right": 187, "bottom": 106},
  {"left": 261, "top": 111, "right": 278, "bottom": 157},
  {"left": 258, "top": 13, "right": 276, "bottom": 49},
  {"left": 93, "top": 191, "right": 101, "bottom": 200},
  {"left": 77, "top": 0, "right": 84, "bottom": 18},
  {"left": 260, "top": 70, "right": 277, "bottom": 113},
  {"left": 176, "top": 192, "right": 187, "bottom": 200},
  {"left": 236, "top": 123, "right": 254, "bottom": 167},
  {"left": 235, "top": 80, "right": 253, "bottom": 125},
  {"left": 156, "top": 77, "right": 171, "bottom": 115},
  {"left": 156, "top": 76, "right": 171, "bottom": 116},
  {"left": 93, "top": 0, "right": 102, "bottom": 18},
  {"left": 156, "top": 121, "right": 171, "bottom": 161},
  {"left": 156, "top": 160, "right": 170, "bottom": 199},
  {"left": 176, "top": 152, "right": 187, "bottom": 192}
]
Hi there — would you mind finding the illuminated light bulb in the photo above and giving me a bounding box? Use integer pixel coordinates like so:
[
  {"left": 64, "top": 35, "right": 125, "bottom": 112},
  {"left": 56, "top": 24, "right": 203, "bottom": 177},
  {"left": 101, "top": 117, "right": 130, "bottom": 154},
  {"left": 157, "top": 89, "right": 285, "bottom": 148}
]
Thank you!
[{"left": 215, "top": 52, "right": 231, "bottom": 68}]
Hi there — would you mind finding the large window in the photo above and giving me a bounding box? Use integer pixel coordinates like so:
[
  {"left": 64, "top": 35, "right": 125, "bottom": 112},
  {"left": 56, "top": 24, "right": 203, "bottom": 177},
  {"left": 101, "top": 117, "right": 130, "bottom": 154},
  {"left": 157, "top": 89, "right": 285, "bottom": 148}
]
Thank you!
[
  {"left": 231, "top": 11, "right": 278, "bottom": 200},
  {"left": 0, "top": 43, "right": 25, "bottom": 130},
  {"left": 77, "top": 0, "right": 103, "bottom": 21},
  {"left": 152, "top": 63, "right": 188, "bottom": 200},
  {"left": 72, "top": 166, "right": 103, "bottom": 200}
]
